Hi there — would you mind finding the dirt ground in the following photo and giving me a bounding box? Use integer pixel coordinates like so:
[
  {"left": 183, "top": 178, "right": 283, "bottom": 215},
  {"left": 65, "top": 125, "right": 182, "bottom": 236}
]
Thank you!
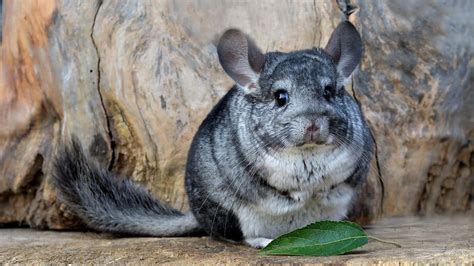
[{"left": 0, "top": 216, "right": 472, "bottom": 264}]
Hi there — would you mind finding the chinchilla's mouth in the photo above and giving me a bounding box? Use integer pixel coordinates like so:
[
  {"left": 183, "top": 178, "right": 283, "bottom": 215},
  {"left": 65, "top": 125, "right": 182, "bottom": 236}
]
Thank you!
[
  {"left": 296, "top": 141, "right": 328, "bottom": 148},
  {"left": 294, "top": 135, "right": 334, "bottom": 149}
]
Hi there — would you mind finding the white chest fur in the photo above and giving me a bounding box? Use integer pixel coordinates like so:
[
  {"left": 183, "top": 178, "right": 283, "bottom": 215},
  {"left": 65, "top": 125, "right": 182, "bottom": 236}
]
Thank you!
[
  {"left": 237, "top": 146, "right": 360, "bottom": 239},
  {"left": 237, "top": 183, "right": 354, "bottom": 239},
  {"left": 264, "top": 145, "right": 360, "bottom": 191}
]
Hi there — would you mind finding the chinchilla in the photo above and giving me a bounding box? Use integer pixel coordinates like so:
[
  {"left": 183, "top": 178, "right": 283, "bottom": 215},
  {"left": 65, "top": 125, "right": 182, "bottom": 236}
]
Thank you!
[{"left": 53, "top": 21, "right": 373, "bottom": 248}]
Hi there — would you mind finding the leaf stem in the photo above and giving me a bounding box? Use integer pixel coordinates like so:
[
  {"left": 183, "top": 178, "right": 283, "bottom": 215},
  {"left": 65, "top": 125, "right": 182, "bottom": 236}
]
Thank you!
[{"left": 368, "top": 235, "right": 402, "bottom": 248}]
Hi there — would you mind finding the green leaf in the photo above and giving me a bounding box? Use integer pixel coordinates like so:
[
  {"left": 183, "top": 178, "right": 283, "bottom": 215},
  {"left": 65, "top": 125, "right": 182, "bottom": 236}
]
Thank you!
[{"left": 259, "top": 221, "right": 368, "bottom": 256}]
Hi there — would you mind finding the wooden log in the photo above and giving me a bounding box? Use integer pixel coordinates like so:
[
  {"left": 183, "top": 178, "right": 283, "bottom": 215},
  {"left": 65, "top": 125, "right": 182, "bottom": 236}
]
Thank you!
[
  {"left": 0, "top": 0, "right": 471, "bottom": 229},
  {"left": 354, "top": 1, "right": 474, "bottom": 215}
]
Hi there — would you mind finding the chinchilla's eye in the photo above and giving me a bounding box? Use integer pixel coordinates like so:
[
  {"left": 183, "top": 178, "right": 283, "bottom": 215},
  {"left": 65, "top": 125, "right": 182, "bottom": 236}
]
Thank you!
[
  {"left": 274, "top": 89, "right": 289, "bottom": 107},
  {"left": 323, "top": 85, "right": 336, "bottom": 101}
]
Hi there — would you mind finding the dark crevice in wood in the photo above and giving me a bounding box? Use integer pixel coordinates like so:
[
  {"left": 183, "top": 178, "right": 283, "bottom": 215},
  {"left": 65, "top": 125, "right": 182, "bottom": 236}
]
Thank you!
[
  {"left": 90, "top": 0, "right": 115, "bottom": 170},
  {"left": 20, "top": 154, "right": 44, "bottom": 192},
  {"left": 351, "top": 76, "right": 385, "bottom": 216},
  {"left": 0, "top": 221, "right": 29, "bottom": 228},
  {"left": 370, "top": 126, "right": 385, "bottom": 216}
]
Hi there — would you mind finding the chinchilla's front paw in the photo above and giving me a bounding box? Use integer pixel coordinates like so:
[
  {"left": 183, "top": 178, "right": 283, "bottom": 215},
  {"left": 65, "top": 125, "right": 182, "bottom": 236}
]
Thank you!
[{"left": 244, "top": 237, "right": 274, "bottom": 249}]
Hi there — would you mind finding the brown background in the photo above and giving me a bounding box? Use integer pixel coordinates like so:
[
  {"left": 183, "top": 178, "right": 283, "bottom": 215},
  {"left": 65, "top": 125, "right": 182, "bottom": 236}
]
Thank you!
[{"left": 0, "top": 0, "right": 472, "bottom": 229}]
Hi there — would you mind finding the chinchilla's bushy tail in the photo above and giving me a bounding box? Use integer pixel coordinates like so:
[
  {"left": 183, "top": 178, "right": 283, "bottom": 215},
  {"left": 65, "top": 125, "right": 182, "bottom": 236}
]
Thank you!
[{"left": 52, "top": 137, "right": 201, "bottom": 236}]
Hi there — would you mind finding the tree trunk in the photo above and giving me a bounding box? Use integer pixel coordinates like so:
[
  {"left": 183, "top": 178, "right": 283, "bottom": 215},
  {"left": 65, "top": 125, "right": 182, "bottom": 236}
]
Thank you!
[{"left": 0, "top": 0, "right": 472, "bottom": 229}]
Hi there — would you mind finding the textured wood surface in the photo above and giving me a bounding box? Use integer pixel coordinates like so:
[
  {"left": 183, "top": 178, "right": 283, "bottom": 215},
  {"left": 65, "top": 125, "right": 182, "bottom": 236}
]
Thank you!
[
  {"left": 354, "top": 1, "right": 474, "bottom": 216},
  {"left": 0, "top": 216, "right": 472, "bottom": 264},
  {"left": 0, "top": 0, "right": 472, "bottom": 229}
]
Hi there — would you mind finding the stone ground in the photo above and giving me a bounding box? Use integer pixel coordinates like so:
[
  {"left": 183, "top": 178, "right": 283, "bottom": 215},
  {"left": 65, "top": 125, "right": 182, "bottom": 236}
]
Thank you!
[{"left": 0, "top": 216, "right": 472, "bottom": 264}]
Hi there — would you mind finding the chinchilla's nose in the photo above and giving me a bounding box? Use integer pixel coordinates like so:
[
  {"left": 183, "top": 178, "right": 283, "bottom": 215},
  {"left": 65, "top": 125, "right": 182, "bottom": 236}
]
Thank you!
[{"left": 304, "top": 122, "right": 319, "bottom": 143}]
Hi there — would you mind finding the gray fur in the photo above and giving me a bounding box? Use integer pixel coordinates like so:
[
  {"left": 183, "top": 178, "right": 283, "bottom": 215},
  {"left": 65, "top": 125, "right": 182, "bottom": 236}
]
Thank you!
[
  {"left": 53, "top": 21, "right": 373, "bottom": 248},
  {"left": 52, "top": 139, "right": 202, "bottom": 236}
]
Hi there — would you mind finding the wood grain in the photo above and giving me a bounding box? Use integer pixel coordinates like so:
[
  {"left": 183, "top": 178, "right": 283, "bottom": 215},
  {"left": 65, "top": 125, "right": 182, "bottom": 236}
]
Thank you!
[{"left": 0, "top": 216, "right": 472, "bottom": 264}]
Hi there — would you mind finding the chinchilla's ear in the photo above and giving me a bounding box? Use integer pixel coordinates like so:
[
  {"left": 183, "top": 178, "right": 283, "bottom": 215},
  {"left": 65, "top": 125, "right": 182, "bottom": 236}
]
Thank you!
[
  {"left": 324, "top": 21, "right": 363, "bottom": 85},
  {"left": 217, "top": 29, "right": 265, "bottom": 93}
]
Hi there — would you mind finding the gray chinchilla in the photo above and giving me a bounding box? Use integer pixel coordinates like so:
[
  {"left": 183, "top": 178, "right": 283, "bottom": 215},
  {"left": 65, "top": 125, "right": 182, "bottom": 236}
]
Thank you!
[{"left": 53, "top": 21, "right": 373, "bottom": 248}]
